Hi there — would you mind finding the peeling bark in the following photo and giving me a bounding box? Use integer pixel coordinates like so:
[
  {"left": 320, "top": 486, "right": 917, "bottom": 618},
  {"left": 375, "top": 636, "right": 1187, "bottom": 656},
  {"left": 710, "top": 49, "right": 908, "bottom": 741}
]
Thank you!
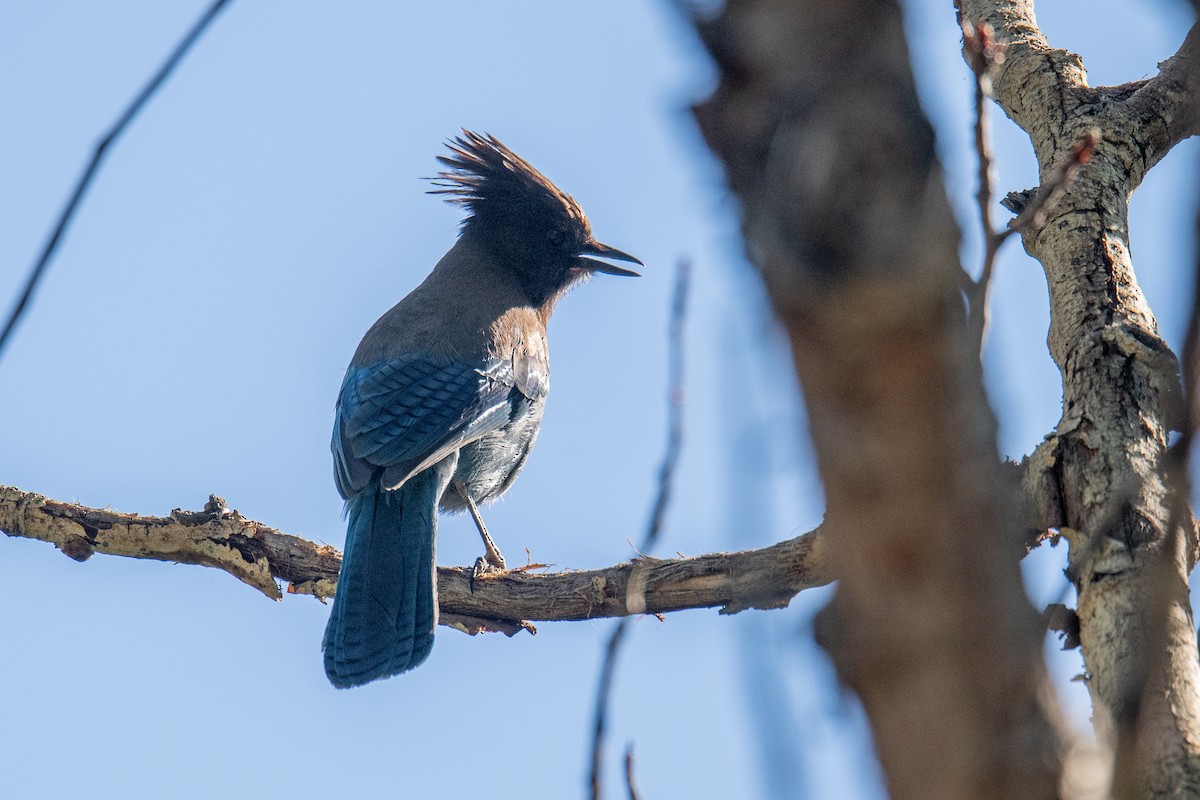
[
  {"left": 0, "top": 485, "right": 832, "bottom": 630},
  {"left": 960, "top": 1, "right": 1200, "bottom": 796}
]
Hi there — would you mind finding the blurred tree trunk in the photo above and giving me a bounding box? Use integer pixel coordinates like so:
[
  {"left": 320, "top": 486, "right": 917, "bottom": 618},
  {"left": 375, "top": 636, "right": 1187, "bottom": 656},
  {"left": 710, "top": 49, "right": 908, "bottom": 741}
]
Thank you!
[{"left": 691, "top": 0, "right": 1200, "bottom": 798}]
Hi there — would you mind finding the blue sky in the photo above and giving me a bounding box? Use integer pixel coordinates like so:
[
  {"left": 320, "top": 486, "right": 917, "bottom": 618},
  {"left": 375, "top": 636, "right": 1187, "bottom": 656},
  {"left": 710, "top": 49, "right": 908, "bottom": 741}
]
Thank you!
[{"left": 1, "top": 2, "right": 1195, "bottom": 798}]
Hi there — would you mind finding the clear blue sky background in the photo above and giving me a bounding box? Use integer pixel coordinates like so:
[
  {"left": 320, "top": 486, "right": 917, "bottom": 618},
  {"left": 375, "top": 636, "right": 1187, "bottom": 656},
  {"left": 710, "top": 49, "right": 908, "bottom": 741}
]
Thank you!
[{"left": 1, "top": 3, "right": 1195, "bottom": 799}]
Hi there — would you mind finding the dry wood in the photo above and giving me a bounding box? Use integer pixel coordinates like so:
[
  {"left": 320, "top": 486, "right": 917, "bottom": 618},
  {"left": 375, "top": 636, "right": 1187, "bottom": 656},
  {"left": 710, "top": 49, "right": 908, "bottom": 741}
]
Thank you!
[
  {"left": 959, "top": 2, "right": 1200, "bottom": 797},
  {"left": 0, "top": 485, "right": 831, "bottom": 631}
]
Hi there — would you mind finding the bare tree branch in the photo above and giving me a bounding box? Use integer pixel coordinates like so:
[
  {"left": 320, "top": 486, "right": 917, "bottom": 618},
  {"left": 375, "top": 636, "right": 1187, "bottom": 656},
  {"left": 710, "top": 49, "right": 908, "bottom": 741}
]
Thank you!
[
  {"left": 960, "top": 15, "right": 1097, "bottom": 354},
  {"left": 960, "top": 2, "right": 1200, "bottom": 797},
  {"left": 1123, "top": 22, "right": 1200, "bottom": 172},
  {"left": 589, "top": 260, "right": 689, "bottom": 800},
  {"left": 590, "top": 620, "right": 633, "bottom": 800},
  {"left": 690, "top": 1, "right": 1066, "bottom": 797},
  {"left": 1111, "top": 40, "right": 1200, "bottom": 799},
  {"left": 0, "top": 0, "right": 232, "bottom": 363},
  {"left": 962, "top": 18, "right": 1007, "bottom": 351},
  {"left": 1005, "top": 130, "right": 1099, "bottom": 233},
  {"left": 0, "top": 485, "right": 831, "bottom": 629},
  {"left": 1109, "top": 112, "right": 1200, "bottom": 799},
  {"left": 624, "top": 745, "right": 642, "bottom": 800},
  {"left": 955, "top": 0, "right": 1086, "bottom": 139}
]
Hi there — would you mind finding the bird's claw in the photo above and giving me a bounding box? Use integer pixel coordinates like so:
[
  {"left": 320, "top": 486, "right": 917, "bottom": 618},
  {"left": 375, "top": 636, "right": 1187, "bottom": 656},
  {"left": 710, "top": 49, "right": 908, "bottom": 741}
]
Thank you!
[{"left": 470, "top": 555, "right": 507, "bottom": 592}]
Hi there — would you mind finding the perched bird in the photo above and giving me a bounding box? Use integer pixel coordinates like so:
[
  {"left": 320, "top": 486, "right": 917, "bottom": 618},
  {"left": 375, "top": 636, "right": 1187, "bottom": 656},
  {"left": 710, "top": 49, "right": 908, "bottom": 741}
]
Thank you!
[{"left": 323, "top": 131, "right": 641, "bottom": 688}]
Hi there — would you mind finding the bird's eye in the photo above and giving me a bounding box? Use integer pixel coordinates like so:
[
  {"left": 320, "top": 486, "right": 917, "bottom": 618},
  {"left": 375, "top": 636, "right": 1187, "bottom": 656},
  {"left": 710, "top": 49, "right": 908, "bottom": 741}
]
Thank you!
[{"left": 547, "top": 228, "right": 566, "bottom": 247}]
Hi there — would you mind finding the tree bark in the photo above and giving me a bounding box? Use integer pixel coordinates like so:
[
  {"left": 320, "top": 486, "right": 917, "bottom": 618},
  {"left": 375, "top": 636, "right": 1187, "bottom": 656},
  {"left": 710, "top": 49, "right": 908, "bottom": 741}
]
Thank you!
[
  {"left": 691, "top": 1, "right": 1067, "bottom": 798},
  {"left": 957, "top": 2, "right": 1200, "bottom": 796},
  {"left": 0, "top": 485, "right": 832, "bottom": 630}
]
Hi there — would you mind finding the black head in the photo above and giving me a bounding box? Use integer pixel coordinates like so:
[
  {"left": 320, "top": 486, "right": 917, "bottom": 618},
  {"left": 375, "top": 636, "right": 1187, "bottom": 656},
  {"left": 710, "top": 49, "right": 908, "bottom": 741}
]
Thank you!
[{"left": 429, "top": 131, "right": 641, "bottom": 307}]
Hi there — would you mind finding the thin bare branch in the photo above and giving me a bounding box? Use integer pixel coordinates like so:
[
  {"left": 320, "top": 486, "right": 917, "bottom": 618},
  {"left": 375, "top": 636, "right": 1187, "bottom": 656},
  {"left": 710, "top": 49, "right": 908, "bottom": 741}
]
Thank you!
[
  {"left": 1109, "top": 99, "right": 1200, "bottom": 800},
  {"left": 589, "top": 260, "right": 689, "bottom": 800},
  {"left": 1004, "top": 130, "right": 1098, "bottom": 236},
  {"left": 0, "top": 0, "right": 233, "bottom": 363},
  {"left": 1123, "top": 22, "right": 1200, "bottom": 171},
  {"left": 624, "top": 744, "right": 643, "bottom": 800},
  {"left": 637, "top": 260, "right": 689, "bottom": 558},
  {"left": 959, "top": 13, "right": 1097, "bottom": 355},
  {"left": 961, "top": 18, "right": 1007, "bottom": 351},
  {"left": 589, "top": 620, "right": 632, "bottom": 800},
  {"left": 957, "top": 0, "right": 1086, "bottom": 137}
]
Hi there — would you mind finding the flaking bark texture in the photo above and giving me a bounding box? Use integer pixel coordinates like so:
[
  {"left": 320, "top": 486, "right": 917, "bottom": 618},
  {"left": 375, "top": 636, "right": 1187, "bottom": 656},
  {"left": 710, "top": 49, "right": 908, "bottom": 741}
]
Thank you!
[
  {"left": 691, "top": 1, "right": 1066, "bottom": 798},
  {"left": 959, "top": 2, "right": 1200, "bottom": 796},
  {"left": 0, "top": 485, "right": 832, "bottom": 628}
]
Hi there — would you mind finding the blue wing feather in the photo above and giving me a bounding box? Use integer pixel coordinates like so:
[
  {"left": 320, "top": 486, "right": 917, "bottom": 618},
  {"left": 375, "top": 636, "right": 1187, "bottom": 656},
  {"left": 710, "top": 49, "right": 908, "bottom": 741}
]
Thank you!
[
  {"left": 332, "top": 355, "right": 518, "bottom": 498},
  {"left": 324, "top": 353, "right": 521, "bottom": 687},
  {"left": 325, "top": 352, "right": 543, "bottom": 686}
]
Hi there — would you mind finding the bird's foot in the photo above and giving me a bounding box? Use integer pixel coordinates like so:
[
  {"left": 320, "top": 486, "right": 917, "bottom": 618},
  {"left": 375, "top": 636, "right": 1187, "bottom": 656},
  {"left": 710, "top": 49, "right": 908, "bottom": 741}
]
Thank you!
[
  {"left": 470, "top": 555, "right": 507, "bottom": 592},
  {"left": 457, "top": 482, "right": 508, "bottom": 574},
  {"left": 484, "top": 546, "right": 507, "bottom": 571}
]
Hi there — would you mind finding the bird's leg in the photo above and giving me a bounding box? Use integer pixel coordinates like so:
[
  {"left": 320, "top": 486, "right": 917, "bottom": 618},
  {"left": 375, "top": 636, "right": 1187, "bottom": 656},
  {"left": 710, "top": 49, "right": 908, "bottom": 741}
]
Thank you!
[{"left": 455, "top": 482, "right": 506, "bottom": 577}]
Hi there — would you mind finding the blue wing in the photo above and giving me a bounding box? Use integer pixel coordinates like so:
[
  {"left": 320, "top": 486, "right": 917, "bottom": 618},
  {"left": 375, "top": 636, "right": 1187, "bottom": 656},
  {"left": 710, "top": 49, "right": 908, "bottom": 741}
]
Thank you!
[{"left": 332, "top": 355, "right": 520, "bottom": 499}]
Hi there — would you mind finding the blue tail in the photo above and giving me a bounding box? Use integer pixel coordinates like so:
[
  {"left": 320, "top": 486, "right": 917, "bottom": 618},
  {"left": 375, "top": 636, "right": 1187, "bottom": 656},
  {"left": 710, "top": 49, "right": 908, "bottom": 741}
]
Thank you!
[{"left": 323, "top": 461, "right": 451, "bottom": 688}]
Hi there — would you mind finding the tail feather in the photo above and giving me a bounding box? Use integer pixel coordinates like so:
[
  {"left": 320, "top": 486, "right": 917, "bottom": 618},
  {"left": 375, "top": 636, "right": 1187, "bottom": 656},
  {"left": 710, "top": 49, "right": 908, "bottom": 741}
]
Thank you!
[{"left": 323, "top": 458, "right": 451, "bottom": 688}]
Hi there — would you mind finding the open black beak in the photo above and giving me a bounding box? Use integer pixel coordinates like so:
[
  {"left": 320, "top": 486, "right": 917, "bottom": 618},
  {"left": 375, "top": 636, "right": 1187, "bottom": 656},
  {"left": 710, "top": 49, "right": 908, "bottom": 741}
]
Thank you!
[{"left": 577, "top": 241, "right": 642, "bottom": 277}]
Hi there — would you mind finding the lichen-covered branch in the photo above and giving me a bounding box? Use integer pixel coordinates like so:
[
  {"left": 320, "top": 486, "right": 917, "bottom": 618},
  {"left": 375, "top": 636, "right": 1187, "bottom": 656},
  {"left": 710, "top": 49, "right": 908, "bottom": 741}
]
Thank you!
[
  {"left": 0, "top": 485, "right": 831, "bottom": 630},
  {"left": 959, "top": 2, "right": 1200, "bottom": 797},
  {"left": 589, "top": 260, "right": 690, "bottom": 800},
  {"left": 690, "top": 1, "right": 1066, "bottom": 798},
  {"left": 0, "top": 0, "right": 233, "bottom": 362},
  {"left": 0, "top": 487, "right": 326, "bottom": 600}
]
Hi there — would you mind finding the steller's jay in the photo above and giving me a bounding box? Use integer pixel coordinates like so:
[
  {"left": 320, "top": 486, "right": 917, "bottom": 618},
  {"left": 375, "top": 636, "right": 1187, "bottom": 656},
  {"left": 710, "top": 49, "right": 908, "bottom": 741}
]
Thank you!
[{"left": 323, "top": 131, "right": 641, "bottom": 688}]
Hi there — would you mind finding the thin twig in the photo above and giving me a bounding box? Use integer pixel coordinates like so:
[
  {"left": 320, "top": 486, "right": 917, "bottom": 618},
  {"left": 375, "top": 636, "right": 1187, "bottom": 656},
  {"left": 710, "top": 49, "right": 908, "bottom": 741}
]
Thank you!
[
  {"left": 970, "top": 127, "right": 1097, "bottom": 351},
  {"left": 962, "top": 19, "right": 1006, "bottom": 352},
  {"left": 0, "top": 0, "right": 233, "bottom": 363},
  {"left": 587, "top": 260, "right": 690, "bottom": 800},
  {"left": 624, "top": 744, "right": 642, "bottom": 800},
  {"left": 960, "top": 20, "right": 1097, "bottom": 356},
  {"left": 589, "top": 620, "right": 632, "bottom": 800},
  {"left": 638, "top": 261, "right": 689, "bottom": 557},
  {"left": 1006, "top": 131, "right": 1099, "bottom": 237}
]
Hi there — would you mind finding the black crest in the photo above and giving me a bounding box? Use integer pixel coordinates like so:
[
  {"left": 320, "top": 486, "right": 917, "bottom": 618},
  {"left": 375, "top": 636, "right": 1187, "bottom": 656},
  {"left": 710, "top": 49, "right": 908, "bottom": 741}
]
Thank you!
[{"left": 428, "top": 131, "right": 590, "bottom": 237}]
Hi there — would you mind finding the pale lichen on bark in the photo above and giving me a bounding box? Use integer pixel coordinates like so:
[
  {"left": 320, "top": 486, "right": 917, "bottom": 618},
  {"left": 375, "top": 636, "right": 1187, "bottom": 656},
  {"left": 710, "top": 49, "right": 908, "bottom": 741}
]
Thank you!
[{"left": 959, "top": 1, "right": 1200, "bottom": 796}]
